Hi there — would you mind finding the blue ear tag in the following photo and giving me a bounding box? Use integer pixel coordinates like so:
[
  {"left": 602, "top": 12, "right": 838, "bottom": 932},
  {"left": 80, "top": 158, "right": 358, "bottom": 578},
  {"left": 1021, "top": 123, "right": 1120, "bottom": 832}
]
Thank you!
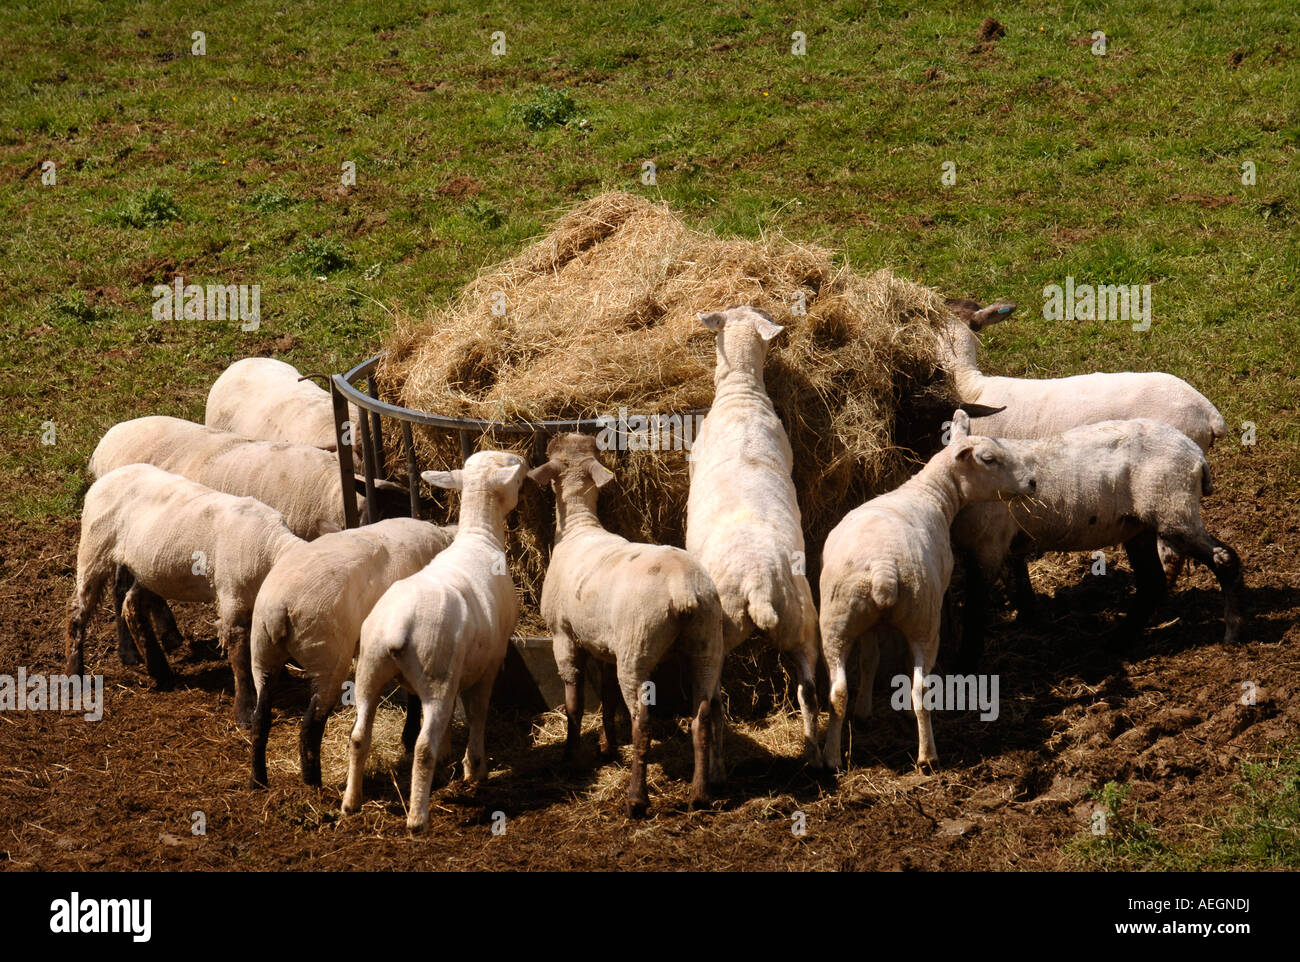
[{"left": 997, "top": 306, "right": 1012, "bottom": 314}]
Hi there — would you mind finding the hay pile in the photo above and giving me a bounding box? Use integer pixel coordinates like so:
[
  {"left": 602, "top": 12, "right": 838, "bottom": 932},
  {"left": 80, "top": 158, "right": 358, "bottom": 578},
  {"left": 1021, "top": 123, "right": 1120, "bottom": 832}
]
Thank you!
[{"left": 378, "top": 191, "right": 958, "bottom": 624}]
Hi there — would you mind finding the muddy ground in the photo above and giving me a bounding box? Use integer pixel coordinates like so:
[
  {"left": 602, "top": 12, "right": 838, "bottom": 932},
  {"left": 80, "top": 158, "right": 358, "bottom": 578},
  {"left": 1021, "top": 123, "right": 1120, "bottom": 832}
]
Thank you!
[{"left": 1, "top": 449, "right": 1296, "bottom": 871}]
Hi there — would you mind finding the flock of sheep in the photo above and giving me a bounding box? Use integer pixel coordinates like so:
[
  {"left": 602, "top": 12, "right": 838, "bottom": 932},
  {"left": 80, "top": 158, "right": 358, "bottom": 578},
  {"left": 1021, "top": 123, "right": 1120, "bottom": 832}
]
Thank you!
[{"left": 65, "top": 299, "right": 1242, "bottom": 830}]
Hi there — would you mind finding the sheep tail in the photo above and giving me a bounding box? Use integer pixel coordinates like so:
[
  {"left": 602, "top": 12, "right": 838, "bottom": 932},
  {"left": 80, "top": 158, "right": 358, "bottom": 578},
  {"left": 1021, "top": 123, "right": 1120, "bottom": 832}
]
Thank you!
[
  {"left": 869, "top": 559, "right": 899, "bottom": 609},
  {"left": 1200, "top": 457, "right": 1215, "bottom": 497},
  {"left": 746, "top": 589, "right": 781, "bottom": 633}
]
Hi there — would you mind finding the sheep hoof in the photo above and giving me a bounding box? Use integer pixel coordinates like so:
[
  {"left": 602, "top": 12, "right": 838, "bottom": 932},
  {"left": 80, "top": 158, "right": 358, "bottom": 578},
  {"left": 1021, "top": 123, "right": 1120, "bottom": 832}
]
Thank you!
[
  {"left": 406, "top": 819, "right": 429, "bottom": 836},
  {"left": 626, "top": 798, "right": 649, "bottom": 819},
  {"left": 687, "top": 791, "right": 711, "bottom": 811},
  {"left": 248, "top": 775, "right": 268, "bottom": 791}
]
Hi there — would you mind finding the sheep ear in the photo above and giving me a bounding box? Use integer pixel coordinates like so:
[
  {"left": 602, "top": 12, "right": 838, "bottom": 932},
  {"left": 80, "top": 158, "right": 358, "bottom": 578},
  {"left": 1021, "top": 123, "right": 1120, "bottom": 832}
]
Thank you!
[
  {"left": 422, "top": 469, "right": 463, "bottom": 490},
  {"left": 489, "top": 463, "right": 527, "bottom": 490},
  {"left": 317, "top": 520, "right": 343, "bottom": 535},
  {"left": 751, "top": 312, "right": 785, "bottom": 341},
  {"left": 697, "top": 311, "right": 726, "bottom": 332},
  {"left": 950, "top": 410, "right": 971, "bottom": 441},
  {"left": 953, "top": 440, "right": 976, "bottom": 462},
  {"left": 587, "top": 459, "right": 615, "bottom": 488},
  {"left": 527, "top": 461, "right": 562, "bottom": 487},
  {"left": 972, "top": 301, "right": 1016, "bottom": 330}
]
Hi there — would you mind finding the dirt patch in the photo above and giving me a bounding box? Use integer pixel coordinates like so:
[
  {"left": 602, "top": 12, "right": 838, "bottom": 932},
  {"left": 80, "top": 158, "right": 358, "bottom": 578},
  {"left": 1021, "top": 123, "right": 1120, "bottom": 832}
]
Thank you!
[{"left": 1, "top": 444, "right": 1295, "bottom": 870}]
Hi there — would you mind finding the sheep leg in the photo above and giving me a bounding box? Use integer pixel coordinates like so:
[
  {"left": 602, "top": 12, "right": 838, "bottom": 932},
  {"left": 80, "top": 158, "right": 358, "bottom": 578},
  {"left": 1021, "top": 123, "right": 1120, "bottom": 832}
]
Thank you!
[
  {"left": 66, "top": 558, "right": 112, "bottom": 677},
  {"left": 688, "top": 653, "right": 721, "bottom": 804},
  {"left": 299, "top": 691, "right": 332, "bottom": 787},
  {"left": 1162, "top": 529, "right": 1245, "bottom": 645},
  {"left": 459, "top": 667, "right": 499, "bottom": 786},
  {"left": 148, "top": 595, "right": 185, "bottom": 653},
  {"left": 123, "top": 584, "right": 173, "bottom": 692},
  {"left": 789, "top": 583, "right": 822, "bottom": 767},
  {"left": 910, "top": 629, "right": 940, "bottom": 770},
  {"left": 401, "top": 690, "right": 421, "bottom": 755},
  {"left": 1157, "top": 536, "right": 1186, "bottom": 587},
  {"left": 249, "top": 668, "right": 277, "bottom": 789},
  {"left": 1122, "top": 530, "right": 1167, "bottom": 634},
  {"left": 599, "top": 658, "right": 622, "bottom": 758},
  {"left": 407, "top": 695, "right": 455, "bottom": 834},
  {"left": 822, "top": 624, "right": 853, "bottom": 771},
  {"left": 1009, "top": 556, "right": 1037, "bottom": 621},
  {"left": 623, "top": 668, "right": 652, "bottom": 819},
  {"left": 853, "top": 630, "right": 881, "bottom": 723},
  {"left": 222, "top": 617, "right": 256, "bottom": 731},
  {"left": 112, "top": 566, "right": 142, "bottom": 666},
  {"left": 553, "top": 635, "right": 586, "bottom": 761},
  {"left": 342, "top": 644, "right": 396, "bottom": 817}
]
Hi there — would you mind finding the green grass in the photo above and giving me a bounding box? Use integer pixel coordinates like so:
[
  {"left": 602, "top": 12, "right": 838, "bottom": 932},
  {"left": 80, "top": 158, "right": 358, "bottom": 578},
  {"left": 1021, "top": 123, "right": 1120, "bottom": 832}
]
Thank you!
[
  {"left": 3, "top": 1, "right": 1297, "bottom": 521},
  {"left": 1070, "top": 746, "right": 1300, "bottom": 869}
]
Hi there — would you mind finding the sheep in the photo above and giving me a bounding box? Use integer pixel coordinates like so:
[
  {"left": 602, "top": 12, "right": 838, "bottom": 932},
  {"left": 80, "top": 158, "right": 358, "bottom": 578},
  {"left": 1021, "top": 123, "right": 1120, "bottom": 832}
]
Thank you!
[
  {"left": 247, "top": 517, "right": 457, "bottom": 789},
  {"left": 685, "top": 305, "right": 823, "bottom": 768},
  {"left": 950, "top": 418, "right": 1245, "bottom": 667},
  {"left": 341, "top": 450, "right": 527, "bottom": 834},
  {"left": 66, "top": 463, "right": 303, "bottom": 728},
  {"left": 205, "top": 356, "right": 360, "bottom": 454},
  {"left": 88, "top": 415, "right": 408, "bottom": 540},
  {"left": 820, "top": 411, "right": 1038, "bottom": 770},
  {"left": 529, "top": 433, "right": 725, "bottom": 816},
  {"left": 940, "top": 297, "right": 1228, "bottom": 594}
]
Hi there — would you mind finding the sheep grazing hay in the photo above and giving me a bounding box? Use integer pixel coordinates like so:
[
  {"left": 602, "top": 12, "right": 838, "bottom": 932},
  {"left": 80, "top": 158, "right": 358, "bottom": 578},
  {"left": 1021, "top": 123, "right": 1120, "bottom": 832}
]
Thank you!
[{"left": 378, "top": 191, "right": 958, "bottom": 623}]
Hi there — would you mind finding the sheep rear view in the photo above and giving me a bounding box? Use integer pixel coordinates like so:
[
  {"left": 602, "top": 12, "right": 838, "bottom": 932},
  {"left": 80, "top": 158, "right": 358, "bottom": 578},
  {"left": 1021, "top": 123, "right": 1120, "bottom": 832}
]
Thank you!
[
  {"left": 686, "top": 305, "right": 821, "bottom": 767},
  {"left": 530, "top": 432, "right": 724, "bottom": 816},
  {"left": 820, "top": 411, "right": 1038, "bottom": 770},
  {"left": 342, "top": 451, "right": 527, "bottom": 834},
  {"left": 248, "top": 517, "right": 457, "bottom": 789}
]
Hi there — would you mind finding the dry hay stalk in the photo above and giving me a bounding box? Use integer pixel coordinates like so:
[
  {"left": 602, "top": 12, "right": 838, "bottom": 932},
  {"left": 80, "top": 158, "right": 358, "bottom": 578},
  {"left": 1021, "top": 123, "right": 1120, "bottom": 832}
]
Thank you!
[{"left": 377, "top": 191, "right": 958, "bottom": 630}]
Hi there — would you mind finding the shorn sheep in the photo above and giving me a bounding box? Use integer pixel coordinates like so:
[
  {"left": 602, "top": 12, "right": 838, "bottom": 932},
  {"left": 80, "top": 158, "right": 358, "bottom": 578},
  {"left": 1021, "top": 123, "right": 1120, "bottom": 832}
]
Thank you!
[
  {"left": 67, "top": 463, "right": 302, "bottom": 728},
  {"left": 940, "top": 297, "right": 1227, "bottom": 588},
  {"left": 205, "top": 356, "right": 359, "bottom": 453},
  {"left": 248, "top": 517, "right": 457, "bottom": 788},
  {"left": 342, "top": 451, "right": 527, "bottom": 834},
  {"left": 951, "top": 418, "right": 1245, "bottom": 667},
  {"left": 820, "top": 411, "right": 1038, "bottom": 770},
  {"left": 530, "top": 433, "right": 725, "bottom": 815},
  {"left": 686, "top": 305, "right": 822, "bottom": 766}
]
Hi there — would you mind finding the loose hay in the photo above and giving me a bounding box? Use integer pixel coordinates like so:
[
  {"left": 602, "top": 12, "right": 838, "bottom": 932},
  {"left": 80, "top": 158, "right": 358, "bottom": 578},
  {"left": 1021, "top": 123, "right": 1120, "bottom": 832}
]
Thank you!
[{"left": 377, "top": 191, "right": 958, "bottom": 626}]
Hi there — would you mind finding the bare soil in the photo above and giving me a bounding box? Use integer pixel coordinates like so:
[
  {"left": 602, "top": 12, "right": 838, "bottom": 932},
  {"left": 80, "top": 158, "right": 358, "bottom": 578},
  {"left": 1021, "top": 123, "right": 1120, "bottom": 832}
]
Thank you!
[{"left": 1, "top": 449, "right": 1296, "bottom": 871}]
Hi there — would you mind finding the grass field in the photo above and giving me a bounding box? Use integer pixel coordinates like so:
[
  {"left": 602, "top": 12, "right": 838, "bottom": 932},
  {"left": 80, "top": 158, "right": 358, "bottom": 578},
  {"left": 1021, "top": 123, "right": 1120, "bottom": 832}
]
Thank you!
[{"left": 1, "top": 1, "right": 1297, "bottom": 870}]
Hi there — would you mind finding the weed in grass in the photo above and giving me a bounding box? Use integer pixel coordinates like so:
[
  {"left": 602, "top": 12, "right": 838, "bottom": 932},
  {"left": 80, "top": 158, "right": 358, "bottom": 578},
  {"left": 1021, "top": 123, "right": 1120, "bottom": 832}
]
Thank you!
[
  {"left": 107, "top": 187, "right": 181, "bottom": 228},
  {"left": 286, "top": 236, "right": 352, "bottom": 276},
  {"left": 512, "top": 86, "right": 581, "bottom": 130}
]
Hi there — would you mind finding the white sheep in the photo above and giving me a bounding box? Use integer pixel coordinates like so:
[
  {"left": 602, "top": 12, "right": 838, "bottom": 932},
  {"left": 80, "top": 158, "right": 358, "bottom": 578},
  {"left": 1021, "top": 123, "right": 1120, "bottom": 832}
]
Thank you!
[
  {"left": 686, "top": 305, "right": 822, "bottom": 767},
  {"left": 820, "top": 411, "right": 1038, "bottom": 770},
  {"left": 940, "top": 297, "right": 1227, "bottom": 594},
  {"left": 66, "top": 463, "right": 302, "bottom": 728},
  {"left": 205, "top": 357, "right": 360, "bottom": 453},
  {"left": 951, "top": 418, "right": 1245, "bottom": 665},
  {"left": 89, "top": 415, "right": 401, "bottom": 540},
  {"left": 529, "top": 433, "right": 725, "bottom": 816},
  {"left": 341, "top": 451, "right": 526, "bottom": 834},
  {"left": 247, "top": 517, "right": 457, "bottom": 788}
]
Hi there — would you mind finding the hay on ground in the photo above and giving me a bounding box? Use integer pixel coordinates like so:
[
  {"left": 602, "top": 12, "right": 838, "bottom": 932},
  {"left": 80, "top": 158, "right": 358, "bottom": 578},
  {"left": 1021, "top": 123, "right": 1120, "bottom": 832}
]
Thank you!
[{"left": 377, "top": 191, "right": 958, "bottom": 627}]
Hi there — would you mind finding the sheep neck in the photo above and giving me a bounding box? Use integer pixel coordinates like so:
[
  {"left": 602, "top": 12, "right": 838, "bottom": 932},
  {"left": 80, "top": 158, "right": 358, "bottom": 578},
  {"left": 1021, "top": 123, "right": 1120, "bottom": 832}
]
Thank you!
[
  {"left": 940, "top": 322, "right": 987, "bottom": 400},
  {"left": 903, "top": 452, "right": 966, "bottom": 527},
  {"left": 453, "top": 484, "right": 509, "bottom": 547},
  {"left": 552, "top": 486, "right": 603, "bottom": 541},
  {"left": 713, "top": 364, "right": 771, "bottom": 407}
]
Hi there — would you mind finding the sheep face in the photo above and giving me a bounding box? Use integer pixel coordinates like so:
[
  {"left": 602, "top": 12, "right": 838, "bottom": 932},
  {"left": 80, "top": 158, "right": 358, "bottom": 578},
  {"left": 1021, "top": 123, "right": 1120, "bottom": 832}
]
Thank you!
[
  {"left": 697, "top": 305, "right": 784, "bottom": 384},
  {"left": 944, "top": 297, "right": 1017, "bottom": 333},
  {"left": 948, "top": 409, "right": 1037, "bottom": 503}
]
